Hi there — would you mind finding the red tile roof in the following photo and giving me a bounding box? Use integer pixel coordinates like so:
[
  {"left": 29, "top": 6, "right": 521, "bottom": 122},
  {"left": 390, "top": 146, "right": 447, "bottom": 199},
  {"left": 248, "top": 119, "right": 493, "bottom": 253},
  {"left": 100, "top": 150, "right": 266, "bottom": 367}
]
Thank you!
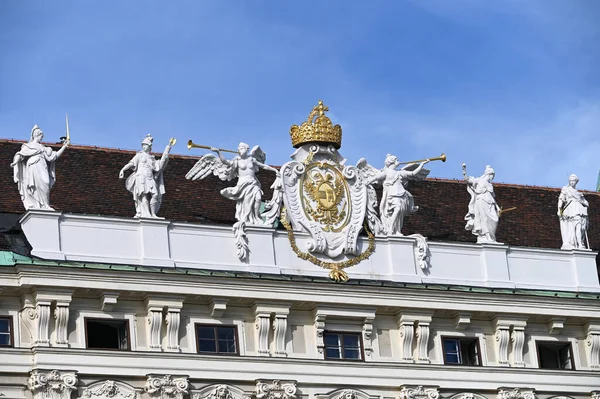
[{"left": 1, "top": 139, "right": 599, "bottom": 255}]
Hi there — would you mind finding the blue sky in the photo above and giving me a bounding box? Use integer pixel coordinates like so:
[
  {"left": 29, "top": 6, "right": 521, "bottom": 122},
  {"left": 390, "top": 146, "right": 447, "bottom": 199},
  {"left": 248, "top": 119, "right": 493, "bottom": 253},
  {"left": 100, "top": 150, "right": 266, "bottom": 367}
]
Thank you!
[{"left": 1, "top": 1, "right": 599, "bottom": 190}]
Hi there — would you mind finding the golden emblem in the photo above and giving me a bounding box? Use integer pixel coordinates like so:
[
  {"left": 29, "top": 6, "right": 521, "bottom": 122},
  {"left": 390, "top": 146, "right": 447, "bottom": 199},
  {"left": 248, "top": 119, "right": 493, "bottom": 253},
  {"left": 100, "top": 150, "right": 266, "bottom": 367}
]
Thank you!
[{"left": 301, "top": 164, "right": 350, "bottom": 231}]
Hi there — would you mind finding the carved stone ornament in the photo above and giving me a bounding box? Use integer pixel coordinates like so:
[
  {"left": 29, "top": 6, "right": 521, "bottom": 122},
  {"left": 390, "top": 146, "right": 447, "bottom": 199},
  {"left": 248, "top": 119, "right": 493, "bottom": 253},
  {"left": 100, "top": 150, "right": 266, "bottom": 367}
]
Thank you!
[
  {"left": 83, "top": 381, "right": 138, "bottom": 399},
  {"left": 591, "top": 392, "right": 600, "bottom": 399},
  {"left": 398, "top": 386, "right": 439, "bottom": 399},
  {"left": 450, "top": 394, "right": 487, "bottom": 399},
  {"left": 497, "top": 388, "right": 536, "bottom": 399},
  {"left": 193, "top": 386, "right": 235, "bottom": 399},
  {"left": 28, "top": 370, "right": 78, "bottom": 399},
  {"left": 254, "top": 381, "right": 297, "bottom": 399},
  {"left": 145, "top": 375, "right": 189, "bottom": 399}
]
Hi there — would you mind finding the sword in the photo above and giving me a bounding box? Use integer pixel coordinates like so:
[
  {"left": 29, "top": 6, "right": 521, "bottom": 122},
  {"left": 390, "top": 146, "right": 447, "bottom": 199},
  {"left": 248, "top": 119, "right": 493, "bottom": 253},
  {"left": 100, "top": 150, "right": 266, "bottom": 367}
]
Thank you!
[
  {"left": 60, "top": 114, "right": 71, "bottom": 144},
  {"left": 498, "top": 206, "right": 517, "bottom": 217}
]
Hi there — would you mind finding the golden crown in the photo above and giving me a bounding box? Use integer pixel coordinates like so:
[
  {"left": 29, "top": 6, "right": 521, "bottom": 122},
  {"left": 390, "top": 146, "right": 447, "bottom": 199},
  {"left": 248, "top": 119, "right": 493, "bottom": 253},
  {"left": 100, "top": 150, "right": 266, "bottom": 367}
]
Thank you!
[{"left": 290, "top": 100, "right": 342, "bottom": 149}]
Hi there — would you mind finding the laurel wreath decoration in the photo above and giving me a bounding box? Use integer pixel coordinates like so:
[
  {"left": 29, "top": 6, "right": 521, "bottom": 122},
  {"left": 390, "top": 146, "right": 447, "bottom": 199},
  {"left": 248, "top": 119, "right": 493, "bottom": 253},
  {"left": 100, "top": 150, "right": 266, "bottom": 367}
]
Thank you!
[{"left": 280, "top": 206, "right": 376, "bottom": 282}]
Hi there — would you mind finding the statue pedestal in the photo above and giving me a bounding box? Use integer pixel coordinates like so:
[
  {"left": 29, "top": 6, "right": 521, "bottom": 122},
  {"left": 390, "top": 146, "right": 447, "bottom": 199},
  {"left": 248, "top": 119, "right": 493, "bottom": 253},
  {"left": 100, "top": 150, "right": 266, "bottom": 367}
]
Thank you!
[{"left": 19, "top": 211, "right": 600, "bottom": 292}]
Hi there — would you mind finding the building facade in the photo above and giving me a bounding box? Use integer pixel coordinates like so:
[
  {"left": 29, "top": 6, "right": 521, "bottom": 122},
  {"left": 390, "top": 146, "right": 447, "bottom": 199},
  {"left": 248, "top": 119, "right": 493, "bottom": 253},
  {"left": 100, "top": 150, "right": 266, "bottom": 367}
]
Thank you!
[{"left": 0, "top": 103, "right": 599, "bottom": 399}]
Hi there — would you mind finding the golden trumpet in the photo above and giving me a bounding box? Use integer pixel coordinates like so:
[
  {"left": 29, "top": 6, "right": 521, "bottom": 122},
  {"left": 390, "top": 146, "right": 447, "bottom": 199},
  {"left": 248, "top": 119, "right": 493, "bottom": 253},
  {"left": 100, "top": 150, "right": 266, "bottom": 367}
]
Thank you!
[
  {"left": 397, "top": 153, "right": 446, "bottom": 165},
  {"left": 187, "top": 140, "right": 238, "bottom": 154}
]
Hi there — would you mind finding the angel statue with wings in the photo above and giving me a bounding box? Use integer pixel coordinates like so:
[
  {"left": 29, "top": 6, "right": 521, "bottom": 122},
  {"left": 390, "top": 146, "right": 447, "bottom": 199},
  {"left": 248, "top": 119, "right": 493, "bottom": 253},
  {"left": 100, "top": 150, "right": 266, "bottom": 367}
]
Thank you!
[
  {"left": 186, "top": 142, "right": 280, "bottom": 226},
  {"left": 360, "top": 154, "right": 430, "bottom": 236}
]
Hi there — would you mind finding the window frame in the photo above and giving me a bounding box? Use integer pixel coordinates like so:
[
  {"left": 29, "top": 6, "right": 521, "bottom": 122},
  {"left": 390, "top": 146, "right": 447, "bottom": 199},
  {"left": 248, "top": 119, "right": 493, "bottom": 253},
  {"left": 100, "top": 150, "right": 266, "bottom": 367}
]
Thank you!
[
  {"left": 0, "top": 315, "right": 14, "bottom": 348},
  {"left": 194, "top": 323, "right": 240, "bottom": 356},
  {"left": 536, "top": 340, "right": 576, "bottom": 370},
  {"left": 323, "top": 330, "right": 365, "bottom": 361},
  {"left": 441, "top": 336, "right": 482, "bottom": 366},
  {"left": 84, "top": 317, "right": 131, "bottom": 351}
]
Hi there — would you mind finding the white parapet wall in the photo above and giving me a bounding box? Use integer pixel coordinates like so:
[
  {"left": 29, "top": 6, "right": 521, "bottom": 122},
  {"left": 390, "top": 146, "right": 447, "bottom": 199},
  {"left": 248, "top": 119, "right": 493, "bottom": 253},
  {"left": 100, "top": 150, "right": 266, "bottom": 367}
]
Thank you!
[{"left": 20, "top": 210, "right": 600, "bottom": 292}]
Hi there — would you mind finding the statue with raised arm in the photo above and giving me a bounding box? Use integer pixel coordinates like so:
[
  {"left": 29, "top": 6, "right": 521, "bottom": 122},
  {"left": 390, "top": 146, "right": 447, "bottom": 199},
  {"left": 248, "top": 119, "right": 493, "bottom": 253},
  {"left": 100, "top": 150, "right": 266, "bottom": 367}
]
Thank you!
[
  {"left": 462, "top": 163, "right": 501, "bottom": 243},
  {"left": 11, "top": 125, "right": 69, "bottom": 211},
  {"left": 558, "top": 174, "right": 589, "bottom": 249},
  {"left": 186, "top": 142, "right": 279, "bottom": 261},
  {"left": 366, "top": 154, "right": 430, "bottom": 236},
  {"left": 186, "top": 142, "right": 279, "bottom": 225},
  {"left": 119, "top": 134, "right": 175, "bottom": 218}
]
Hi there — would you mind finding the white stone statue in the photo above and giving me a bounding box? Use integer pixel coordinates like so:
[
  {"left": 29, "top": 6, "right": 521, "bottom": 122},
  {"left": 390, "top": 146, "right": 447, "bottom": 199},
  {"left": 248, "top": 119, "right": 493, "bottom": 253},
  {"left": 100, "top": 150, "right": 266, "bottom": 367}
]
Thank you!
[
  {"left": 185, "top": 142, "right": 280, "bottom": 261},
  {"left": 462, "top": 163, "right": 500, "bottom": 243},
  {"left": 11, "top": 125, "right": 70, "bottom": 211},
  {"left": 365, "top": 154, "right": 430, "bottom": 236},
  {"left": 186, "top": 142, "right": 279, "bottom": 225},
  {"left": 119, "top": 134, "right": 175, "bottom": 218},
  {"left": 558, "top": 174, "right": 589, "bottom": 249}
]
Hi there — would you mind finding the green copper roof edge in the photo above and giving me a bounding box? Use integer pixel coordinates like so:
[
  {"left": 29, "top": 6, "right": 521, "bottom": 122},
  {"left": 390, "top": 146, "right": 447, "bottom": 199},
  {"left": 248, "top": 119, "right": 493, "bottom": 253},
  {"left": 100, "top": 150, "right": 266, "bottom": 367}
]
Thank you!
[{"left": 2, "top": 251, "right": 599, "bottom": 300}]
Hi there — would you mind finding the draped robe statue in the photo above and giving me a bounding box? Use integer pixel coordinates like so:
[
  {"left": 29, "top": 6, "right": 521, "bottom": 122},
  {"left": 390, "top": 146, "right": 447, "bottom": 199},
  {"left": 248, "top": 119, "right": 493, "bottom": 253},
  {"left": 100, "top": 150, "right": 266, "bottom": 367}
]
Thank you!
[
  {"left": 11, "top": 125, "right": 69, "bottom": 210},
  {"left": 558, "top": 174, "right": 589, "bottom": 249},
  {"left": 463, "top": 164, "right": 500, "bottom": 243}
]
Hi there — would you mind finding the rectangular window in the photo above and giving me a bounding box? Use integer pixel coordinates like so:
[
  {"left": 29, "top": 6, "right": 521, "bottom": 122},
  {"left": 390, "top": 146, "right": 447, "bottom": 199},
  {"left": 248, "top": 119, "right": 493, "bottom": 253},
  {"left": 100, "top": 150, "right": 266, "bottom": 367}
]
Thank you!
[
  {"left": 537, "top": 341, "right": 574, "bottom": 370},
  {"left": 85, "top": 318, "right": 129, "bottom": 350},
  {"left": 0, "top": 317, "right": 13, "bottom": 347},
  {"left": 324, "top": 331, "right": 363, "bottom": 360},
  {"left": 442, "top": 337, "right": 481, "bottom": 366},
  {"left": 195, "top": 324, "right": 239, "bottom": 355}
]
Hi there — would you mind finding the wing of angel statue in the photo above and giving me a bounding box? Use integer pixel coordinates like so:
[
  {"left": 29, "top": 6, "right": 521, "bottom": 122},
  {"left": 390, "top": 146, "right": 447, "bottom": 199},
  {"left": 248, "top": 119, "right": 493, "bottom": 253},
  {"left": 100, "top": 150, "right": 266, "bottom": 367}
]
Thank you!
[
  {"left": 185, "top": 154, "right": 236, "bottom": 182},
  {"left": 356, "top": 158, "right": 381, "bottom": 185},
  {"left": 249, "top": 145, "right": 266, "bottom": 165}
]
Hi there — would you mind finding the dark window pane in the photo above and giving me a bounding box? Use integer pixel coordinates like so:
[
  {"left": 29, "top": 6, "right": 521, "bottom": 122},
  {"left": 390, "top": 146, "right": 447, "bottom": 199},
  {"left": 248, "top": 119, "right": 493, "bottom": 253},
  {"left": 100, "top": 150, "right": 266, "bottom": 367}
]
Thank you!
[
  {"left": 0, "top": 333, "right": 10, "bottom": 346},
  {"left": 199, "top": 339, "right": 217, "bottom": 353},
  {"left": 326, "top": 347, "right": 341, "bottom": 359},
  {"left": 217, "top": 327, "right": 235, "bottom": 340},
  {"left": 443, "top": 339, "right": 458, "bottom": 353},
  {"left": 445, "top": 353, "right": 460, "bottom": 364},
  {"left": 198, "top": 327, "right": 216, "bottom": 340},
  {"left": 324, "top": 333, "right": 340, "bottom": 346},
  {"left": 344, "top": 348, "right": 361, "bottom": 359},
  {"left": 343, "top": 334, "right": 359, "bottom": 347},
  {"left": 86, "top": 320, "right": 129, "bottom": 350},
  {"left": 218, "top": 339, "right": 236, "bottom": 353},
  {"left": 0, "top": 319, "right": 9, "bottom": 333}
]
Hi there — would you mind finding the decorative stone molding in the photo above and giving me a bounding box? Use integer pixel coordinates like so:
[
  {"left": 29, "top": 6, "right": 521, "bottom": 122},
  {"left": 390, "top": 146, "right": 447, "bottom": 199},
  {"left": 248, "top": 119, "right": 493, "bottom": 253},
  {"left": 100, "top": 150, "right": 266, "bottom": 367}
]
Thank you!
[
  {"left": 398, "top": 319, "right": 415, "bottom": 363},
  {"left": 21, "top": 294, "right": 54, "bottom": 347},
  {"left": 497, "top": 388, "right": 535, "bottom": 399},
  {"left": 254, "top": 312, "right": 271, "bottom": 356},
  {"left": 146, "top": 306, "right": 163, "bottom": 351},
  {"left": 273, "top": 313, "right": 289, "bottom": 357},
  {"left": 314, "top": 313, "right": 326, "bottom": 354},
  {"left": 591, "top": 392, "right": 600, "bottom": 399},
  {"left": 101, "top": 292, "right": 119, "bottom": 312},
  {"left": 165, "top": 309, "right": 181, "bottom": 352},
  {"left": 254, "top": 381, "right": 297, "bottom": 399},
  {"left": 209, "top": 298, "right": 228, "bottom": 318},
  {"left": 453, "top": 313, "right": 472, "bottom": 330},
  {"left": 585, "top": 322, "right": 600, "bottom": 369},
  {"left": 494, "top": 318, "right": 527, "bottom": 367},
  {"left": 510, "top": 326, "right": 526, "bottom": 367},
  {"left": 83, "top": 380, "right": 139, "bottom": 399},
  {"left": 28, "top": 370, "right": 78, "bottom": 399},
  {"left": 53, "top": 298, "right": 71, "bottom": 347},
  {"left": 362, "top": 316, "right": 375, "bottom": 359},
  {"left": 415, "top": 317, "right": 432, "bottom": 363},
  {"left": 547, "top": 318, "right": 565, "bottom": 335},
  {"left": 450, "top": 394, "right": 486, "bottom": 399},
  {"left": 315, "top": 389, "right": 378, "bottom": 399},
  {"left": 145, "top": 375, "right": 188, "bottom": 399},
  {"left": 192, "top": 385, "right": 243, "bottom": 399},
  {"left": 398, "top": 386, "right": 439, "bottom": 399}
]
